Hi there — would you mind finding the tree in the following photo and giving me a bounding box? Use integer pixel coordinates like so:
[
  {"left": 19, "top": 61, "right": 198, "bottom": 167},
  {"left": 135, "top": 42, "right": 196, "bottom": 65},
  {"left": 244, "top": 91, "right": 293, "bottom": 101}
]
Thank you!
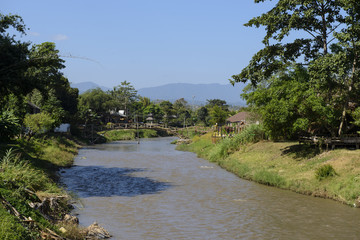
[
  {"left": 231, "top": 0, "right": 343, "bottom": 86},
  {"left": 209, "top": 105, "right": 228, "bottom": 126},
  {"left": 197, "top": 106, "right": 209, "bottom": 125},
  {"left": 25, "top": 43, "right": 78, "bottom": 124},
  {"left": 78, "top": 88, "right": 113, "bottom": 124},
  {"left": 159, "top": 101, "right": 174, "bottom": 127},
  {"left": 173, "top": 98, "right": 188, "bottom": 116},
  {"left": 24, "top": 112, "right": 55, "bottom": 140},
  {"left": 110, "top": 81, "right": 138, "bottom": 115},
  {"left": 0, "top": 14, "right": 30, "bottom": 98},
  {"left": 173, "top": 98, "right": 191, "bottom": 127},
  {"left": 232, "top": 1, "right": 360, "bottom": 137},
  {"left": 243, "top": 65, "right": 337, "bottom": 139},
  {"left": 143, "top": 104, "right": 162, "bottom": 121},
  {"left": 206, "top": 99, "right": 229, "bottom": 111}
]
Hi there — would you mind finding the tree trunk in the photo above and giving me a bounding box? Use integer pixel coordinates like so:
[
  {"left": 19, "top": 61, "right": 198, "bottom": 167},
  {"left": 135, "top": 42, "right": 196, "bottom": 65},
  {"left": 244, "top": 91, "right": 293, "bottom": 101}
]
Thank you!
[{"left": 338, "top": 56, "right": 356, "bottom": 136}]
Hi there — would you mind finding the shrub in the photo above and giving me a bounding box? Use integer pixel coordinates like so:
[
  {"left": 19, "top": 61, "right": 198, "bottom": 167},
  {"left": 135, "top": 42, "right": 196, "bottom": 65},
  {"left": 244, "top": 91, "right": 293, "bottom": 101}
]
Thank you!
[
  {"left": 24, "top": 112, "right": 55, "bottom": 140},
  {"left": 0, "top": 148, "right": 51, "bottom": 191},
  {"left": 208, "top": 124, "right": 266, "bottom": 162},
  {"left": 315, "top": 164, "right": 337, "bottom": 180},
  {"left": 0, "top": 109, "right": 21, "bottom": 141}
]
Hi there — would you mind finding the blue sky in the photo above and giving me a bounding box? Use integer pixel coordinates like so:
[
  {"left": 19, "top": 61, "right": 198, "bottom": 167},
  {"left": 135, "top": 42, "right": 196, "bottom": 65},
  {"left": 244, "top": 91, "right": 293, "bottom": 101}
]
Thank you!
[{"left": 3, "top": 0, "right": 274, "bottom": 89}]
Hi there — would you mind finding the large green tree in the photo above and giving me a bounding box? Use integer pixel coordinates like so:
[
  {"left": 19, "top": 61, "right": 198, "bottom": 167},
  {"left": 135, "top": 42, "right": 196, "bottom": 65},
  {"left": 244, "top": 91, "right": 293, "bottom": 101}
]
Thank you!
[
  {"left": 231, "top": 0, "right": 343, "bottom": 86},
  {"left": 233, "top": 1, "right": 360, "bottom": 137},
  {"left": 0, "top": 14, "right": 30, "bottom": 100},
  {"left": 110, "top": 81, "right": 138, "bottom": 115}
]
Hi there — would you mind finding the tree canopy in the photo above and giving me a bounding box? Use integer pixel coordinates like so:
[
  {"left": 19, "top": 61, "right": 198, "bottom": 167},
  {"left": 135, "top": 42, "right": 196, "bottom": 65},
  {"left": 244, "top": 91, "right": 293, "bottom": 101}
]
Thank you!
[{"left": 232, "top": 0, "right": 360, "bottom": 138}]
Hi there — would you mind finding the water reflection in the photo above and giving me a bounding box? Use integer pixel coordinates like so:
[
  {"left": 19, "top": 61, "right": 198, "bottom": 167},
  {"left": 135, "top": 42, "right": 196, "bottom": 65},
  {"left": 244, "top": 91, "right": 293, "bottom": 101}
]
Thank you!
[{"left": 61, "top": 166, "right": 172, "bottom": 198}]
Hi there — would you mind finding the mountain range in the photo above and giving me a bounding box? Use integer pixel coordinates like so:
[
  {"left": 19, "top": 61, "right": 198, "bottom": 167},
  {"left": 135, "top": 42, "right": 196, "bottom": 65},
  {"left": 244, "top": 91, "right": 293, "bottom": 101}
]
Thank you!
[{"left": 71, "top": 82, "right": 246, "bottom": 106}]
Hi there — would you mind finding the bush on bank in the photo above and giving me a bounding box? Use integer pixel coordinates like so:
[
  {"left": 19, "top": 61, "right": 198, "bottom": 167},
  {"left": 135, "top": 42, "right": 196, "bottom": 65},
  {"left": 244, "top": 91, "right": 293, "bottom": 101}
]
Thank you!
[{"left": 177, "top": 125, "right": 360, "bottom": 207}]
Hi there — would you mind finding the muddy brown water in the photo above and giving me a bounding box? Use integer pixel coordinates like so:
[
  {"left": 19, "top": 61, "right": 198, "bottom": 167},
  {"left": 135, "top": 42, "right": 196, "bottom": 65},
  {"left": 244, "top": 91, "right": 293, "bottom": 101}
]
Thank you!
[{"left": 61, "top": 137, "right": 360, "bottom": 239}]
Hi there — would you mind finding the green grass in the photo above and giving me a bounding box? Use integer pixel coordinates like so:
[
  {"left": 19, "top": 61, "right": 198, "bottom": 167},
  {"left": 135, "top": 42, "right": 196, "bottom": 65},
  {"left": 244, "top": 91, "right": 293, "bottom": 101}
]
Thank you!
[
  {"left": 0, "top": 134, "right": 82, "bottom": 238},
  {"left": 178, "top": 131, "right": 360, "bottom": 207},
  {"left": 101, "top": 128, "right": 163, "bottom": 141},
  {"left": 0, "top": 206, "right": 32, "bottom": 240}
]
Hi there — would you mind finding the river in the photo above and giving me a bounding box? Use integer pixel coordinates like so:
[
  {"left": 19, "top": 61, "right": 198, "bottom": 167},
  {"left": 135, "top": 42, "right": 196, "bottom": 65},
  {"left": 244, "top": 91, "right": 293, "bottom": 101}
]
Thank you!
[{"left": 60, "top": 137, "right": 360, "bottom": 239}]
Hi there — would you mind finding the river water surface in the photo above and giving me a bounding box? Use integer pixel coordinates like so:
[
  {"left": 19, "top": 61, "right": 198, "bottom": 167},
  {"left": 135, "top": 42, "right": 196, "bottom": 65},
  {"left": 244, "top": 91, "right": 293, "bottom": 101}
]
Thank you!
[{"left": 61, "top": 137, "right": 360, "bottom": 239}]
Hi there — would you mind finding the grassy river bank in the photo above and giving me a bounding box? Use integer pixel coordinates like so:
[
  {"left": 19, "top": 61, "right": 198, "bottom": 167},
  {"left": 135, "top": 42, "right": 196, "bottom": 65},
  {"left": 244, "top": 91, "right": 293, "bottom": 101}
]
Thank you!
[
  {"left": 176, "top": 131, "right": 360, "bottom": 207},
  {"left": 0, "top": 128, "right": 171, "bottom": 239},
  {"left": 0, "top": 134, "right": 83, "bottom": 239}
]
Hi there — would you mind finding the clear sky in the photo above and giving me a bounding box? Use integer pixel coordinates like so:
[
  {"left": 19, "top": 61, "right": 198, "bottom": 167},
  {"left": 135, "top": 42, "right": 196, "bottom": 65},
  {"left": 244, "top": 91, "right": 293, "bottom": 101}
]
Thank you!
[{"left": 2, "top": 0, "right": 274, "bottom": 89}]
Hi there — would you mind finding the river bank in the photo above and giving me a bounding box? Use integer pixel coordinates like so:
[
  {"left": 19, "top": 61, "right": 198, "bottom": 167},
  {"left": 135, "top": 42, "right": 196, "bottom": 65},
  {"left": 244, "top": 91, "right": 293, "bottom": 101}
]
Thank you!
[
  {"left": 0, "top": 128, "right": 174, "bottom": 239},
  {"left": 176, "top": 132, "right": 360, "bottom": 207},
  {"left": 0, "top": 134, "right": 88, "bottom": 239}
]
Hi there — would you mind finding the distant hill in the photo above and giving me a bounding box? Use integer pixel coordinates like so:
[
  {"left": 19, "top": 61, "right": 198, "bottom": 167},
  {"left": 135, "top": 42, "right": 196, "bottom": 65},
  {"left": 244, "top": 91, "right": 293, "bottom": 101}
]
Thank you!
[
  {"left": 71, "top": 81, "right": 110, "bottom": 94},
  {"left": 138, "top": 83, "right": 246, "bottom": 106}
]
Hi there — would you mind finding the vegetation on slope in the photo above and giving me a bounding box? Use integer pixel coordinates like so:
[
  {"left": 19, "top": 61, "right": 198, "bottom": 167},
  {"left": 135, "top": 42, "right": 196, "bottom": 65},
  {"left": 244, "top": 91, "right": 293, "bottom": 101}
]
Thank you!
[
  {"left": 177, "top": 126, "right": 360, "bottom": 207},
  {"left": 0, "top": 134, "right": 85, "bottom": 239}
]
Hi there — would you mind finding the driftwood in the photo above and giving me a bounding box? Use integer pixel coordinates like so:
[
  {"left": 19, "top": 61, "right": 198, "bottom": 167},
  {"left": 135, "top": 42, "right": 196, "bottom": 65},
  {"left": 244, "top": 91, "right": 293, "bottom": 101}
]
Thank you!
[
  {"left": 1, "top": 190, "right": 111, "bottom": 239},
  {"left": 0, "top": 193, "right": 67, "bottom": 239}
]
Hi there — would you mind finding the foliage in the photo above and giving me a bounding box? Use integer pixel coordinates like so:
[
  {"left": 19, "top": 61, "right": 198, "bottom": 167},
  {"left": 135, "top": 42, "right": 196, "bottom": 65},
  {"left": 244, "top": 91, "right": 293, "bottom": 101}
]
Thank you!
[
  {"left": 0, "top": 109, "right": 21, "bottom": 141},
  {"left": 0, "top": 206, "right": 31, "bottom": 240},
  {"left": 206, "top": 99, "right": 229, "bottom": 111},
  {"left": 102, "top": 129, "right": 159, "bottom": 141},
  {"left": 0, "top": 148, "right": 50, "bottom": 191},
  {"left": 110, "top": 81, "right": 138, "bottom": 114},
  {"left": 208, "top": 124, "right": 266, "bottom": 162},
  {"left": 243, "top": 65, "right": 339, "bottom": 139},
  {"left": 143, "top": 104, "right": 162, "bottom": 121},
  {"left": 315, "top": 164, "right": 337, "bottom": 180},
  {"left": 1, "top": 14, "right": 79, "bottom": 128},
  {"left": 0, "top": 13, "right": 31, "bottom": 98},
  {"left": 23, "top": 112, "right": 55, "bottom": 139},
  {"left": 231, "top": 0, "right": 343, "bottom": 86},
  {"left": 78, "top": 88, "right": 112, "bottom": 123},
  {"left": 232, "top": 1, "right": 360, "bottom": 138},
  {"left": 158, "top": 100, "right": 174, "bottom": 126},
  {"left": 208, "top": 105, "right": 228, "bottom": 126},
  {"left": 196, "top": 106, "right": 208, "bottom": 125}
]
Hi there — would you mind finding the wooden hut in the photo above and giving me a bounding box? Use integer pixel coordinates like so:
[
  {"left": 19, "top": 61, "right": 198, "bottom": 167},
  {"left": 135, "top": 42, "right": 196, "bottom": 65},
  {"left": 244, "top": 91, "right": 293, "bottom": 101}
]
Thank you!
[{"left": 226, "top": 112, "right": 252, "bottom": 134}]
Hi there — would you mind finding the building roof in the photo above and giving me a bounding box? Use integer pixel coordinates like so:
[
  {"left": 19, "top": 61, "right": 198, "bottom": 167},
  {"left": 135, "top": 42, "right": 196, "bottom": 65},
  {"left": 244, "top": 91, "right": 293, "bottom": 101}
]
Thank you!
[{"left": 226, "top": 111, "right": 251, "bottom": 123}]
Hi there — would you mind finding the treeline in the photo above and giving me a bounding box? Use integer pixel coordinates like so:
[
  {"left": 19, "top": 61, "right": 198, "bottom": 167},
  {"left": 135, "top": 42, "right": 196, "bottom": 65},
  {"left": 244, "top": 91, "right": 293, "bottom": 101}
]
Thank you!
[
  {"left": 79, "top": 85, "right": 239, "bottom": 128},
  {"left": 0, "top": 13, "right": 78, "bottom": 141},
  {"left": 231, "top": 0, "right": 360, "bottom": 140}
]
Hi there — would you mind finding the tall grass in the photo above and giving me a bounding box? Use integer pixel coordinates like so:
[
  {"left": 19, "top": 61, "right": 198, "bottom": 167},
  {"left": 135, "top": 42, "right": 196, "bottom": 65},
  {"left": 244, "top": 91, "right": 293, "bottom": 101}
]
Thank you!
[
  {"left": 253, "top": 169, "right": 287, "bottom": 187},
  {"left": 208, "top": 124, "right": 266, "bottom": 162},
  {"left": 0, "top": 148, "right": 55, "bottom": 192}
]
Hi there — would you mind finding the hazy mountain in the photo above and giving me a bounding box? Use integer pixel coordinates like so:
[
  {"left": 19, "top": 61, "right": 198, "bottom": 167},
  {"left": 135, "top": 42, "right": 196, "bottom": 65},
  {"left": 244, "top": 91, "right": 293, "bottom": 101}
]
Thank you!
[
  {"left": 138, "top": 83, "right": 246, "bottom": 105},
  {"left": 71, "top": 81, "right": 110, "bottom": 94}
]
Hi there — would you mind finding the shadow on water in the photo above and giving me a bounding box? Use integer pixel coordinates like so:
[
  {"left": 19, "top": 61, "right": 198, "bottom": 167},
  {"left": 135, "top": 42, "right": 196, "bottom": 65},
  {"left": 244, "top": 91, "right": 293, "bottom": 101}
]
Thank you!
[{"left": 61, "top": 166, "right": 172, "bottom": 198}]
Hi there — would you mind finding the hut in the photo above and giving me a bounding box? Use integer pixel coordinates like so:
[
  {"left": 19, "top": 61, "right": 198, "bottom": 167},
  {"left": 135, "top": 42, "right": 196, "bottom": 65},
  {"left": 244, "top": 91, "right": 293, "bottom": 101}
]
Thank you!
[{"left": 226, "top": 112, "right": 253, "bottom": 134}]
